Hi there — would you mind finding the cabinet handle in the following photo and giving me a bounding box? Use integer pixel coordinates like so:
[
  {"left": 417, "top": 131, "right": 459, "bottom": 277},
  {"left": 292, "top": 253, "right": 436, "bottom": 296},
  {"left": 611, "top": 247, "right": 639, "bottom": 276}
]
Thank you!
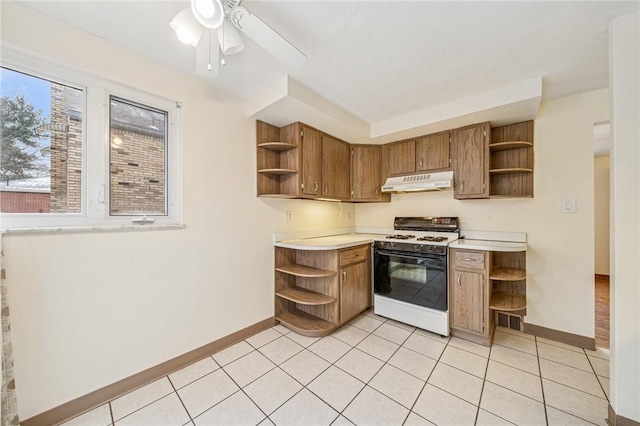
[
  {"left": 419, "top": 158, "right": 423, "bottom": 167},
  {"left": 460, "top": 182, "right": 464, "bottom": 192},
  {"left": 462, "top": 258, "right": 478, "bottom": 262},
  {"left": 313, "top": 181, "right": 318, "bottom": 192},
  {"left": 457, "top": 275, "right": 462, "bottom": 286},
  {"left": 343, "top": 271, "right": 347, "bottom": 283},
  {"left": 325, "top": 183, "right": 328, "bottom": 194}
]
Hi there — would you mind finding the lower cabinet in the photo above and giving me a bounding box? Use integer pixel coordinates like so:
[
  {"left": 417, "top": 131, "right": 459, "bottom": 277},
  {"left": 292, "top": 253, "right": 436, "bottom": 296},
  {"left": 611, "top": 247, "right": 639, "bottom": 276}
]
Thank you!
[
  {"left": 449, "top": 249, "right": 494, "bottom": 345},
  {"left": 275, "top": 244, "right": 371, "bottom": 336},
  {"left": 340, "top": 257, "right": 370, "bottom": 323}
]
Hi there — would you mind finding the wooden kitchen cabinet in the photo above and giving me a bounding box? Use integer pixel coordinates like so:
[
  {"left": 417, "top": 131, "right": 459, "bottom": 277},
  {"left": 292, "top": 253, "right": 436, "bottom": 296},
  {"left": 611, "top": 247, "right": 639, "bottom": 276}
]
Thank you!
[
  {"left": 451, "top": 123, "right": 490, "bottom": 199},
  {"left": 449, "top": 248, "right": 493, "bottom": 345},
  {"left": 350, "top": 145, "right": 390, "bottom": 202},
  {"left": 386, "top": 140, "right": 416, "bottom": 176},
  {"left": 274, "top": 244, "right": 371, "bottom": 336},
  {"left": 256, "top": 121, "right": 301, "bottom": 197},
  {"left": 301, "top": 125, "right": 322, "bottom": 196},
  {"left": 489, "top": 121, "right": 534, "bottom": 198},
  {"left": 416, "top": 131, "right": 450, "bottom": 172},
  {"left": 339, "top": 245, "right": 371, "bottom": 323},
  {"left": 321, "top": 135, "right": 350, "bottom": 200}
]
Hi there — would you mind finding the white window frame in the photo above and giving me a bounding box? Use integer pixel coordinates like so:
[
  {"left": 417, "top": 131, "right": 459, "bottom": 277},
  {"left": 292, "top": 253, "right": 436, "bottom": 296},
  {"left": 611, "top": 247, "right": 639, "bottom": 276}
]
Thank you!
[{"left": 0, "top": 44, "right": 182, "bottom": 230}]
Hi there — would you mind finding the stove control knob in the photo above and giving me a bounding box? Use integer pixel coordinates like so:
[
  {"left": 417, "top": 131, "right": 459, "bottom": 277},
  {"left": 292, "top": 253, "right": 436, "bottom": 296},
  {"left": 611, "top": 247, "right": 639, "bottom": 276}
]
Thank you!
[{"left": 414, "top": 245, "right": 421, "bottom": 251}]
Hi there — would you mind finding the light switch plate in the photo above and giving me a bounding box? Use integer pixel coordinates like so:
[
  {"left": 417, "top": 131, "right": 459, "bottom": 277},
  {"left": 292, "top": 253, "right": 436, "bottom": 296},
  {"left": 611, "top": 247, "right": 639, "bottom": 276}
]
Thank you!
[{"left": 561, "top": 198, "right": 577, "bottom": 213}]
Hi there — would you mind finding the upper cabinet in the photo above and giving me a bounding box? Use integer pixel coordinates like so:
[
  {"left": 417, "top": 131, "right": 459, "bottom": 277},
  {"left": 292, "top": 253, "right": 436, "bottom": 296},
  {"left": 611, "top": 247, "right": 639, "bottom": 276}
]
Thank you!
[
  {"left": 386, "top": 140, "right": 416, "bottom": 176},
  {"left": 321, "top": 135, "right": 350, "bottom": 200},
  {"left": 301, "top": 125, "right": 322, "bottom": 197},
  {"left": 416, "top": 131, "right": 450, "bottom": 172},
  {"left": 257, "top": 119, "right": 533, "bottom": 202},
  {"left": 256, "top": 121, "right": 301, "bottom": 198},
  {"left": 489, "top": 121, "right": 534, "bottom": 198},
  {"left": 351, "top": 145, "right": 390, "bottom": 202},
  {"left": 451, "top": 123, "right": 490, "bottom": 199}
]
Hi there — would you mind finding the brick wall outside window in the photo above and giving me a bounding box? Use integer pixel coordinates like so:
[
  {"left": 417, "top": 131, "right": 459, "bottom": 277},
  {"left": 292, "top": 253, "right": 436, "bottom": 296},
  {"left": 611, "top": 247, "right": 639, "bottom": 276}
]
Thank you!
[{"left": 0, "top": 191, "right": 50, "bottom": 213}]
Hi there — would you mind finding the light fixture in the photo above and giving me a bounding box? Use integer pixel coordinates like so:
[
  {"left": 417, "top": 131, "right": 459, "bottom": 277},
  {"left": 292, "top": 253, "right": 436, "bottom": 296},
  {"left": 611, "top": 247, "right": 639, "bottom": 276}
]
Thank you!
[
  {"left": 217, "top": 18, "right": 244, "bottom": 55},
  {"left": 170, "top": 8, "right": 202, "bottom": 47},
  {"left": 191, "top": 0, "right": 224, "bottom": 29},
  {"left": 111, "top": 135, "right": 124, "bottom": 148}
]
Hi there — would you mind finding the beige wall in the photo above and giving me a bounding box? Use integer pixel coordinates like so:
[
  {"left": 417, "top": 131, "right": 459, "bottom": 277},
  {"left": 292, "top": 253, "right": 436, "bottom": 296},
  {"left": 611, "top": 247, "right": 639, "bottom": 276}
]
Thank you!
[
  {"left": 594, "top": 155, "right": 610, "bottom": 275},
  {"left": 0, "top": 2, "right": 354, "bottom": 420},
  {"left": 357, "top": 89, "right": 610, "bottom": 338},
  {"left": 609, "top": 10, "right": 640, "bottom": 422}
]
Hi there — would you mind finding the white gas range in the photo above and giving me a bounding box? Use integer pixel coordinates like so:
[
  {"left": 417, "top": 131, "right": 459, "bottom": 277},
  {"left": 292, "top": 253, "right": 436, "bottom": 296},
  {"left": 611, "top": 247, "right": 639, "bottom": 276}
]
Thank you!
[{"left": 372, "top": 217, "right": 460, "bottom": 336}]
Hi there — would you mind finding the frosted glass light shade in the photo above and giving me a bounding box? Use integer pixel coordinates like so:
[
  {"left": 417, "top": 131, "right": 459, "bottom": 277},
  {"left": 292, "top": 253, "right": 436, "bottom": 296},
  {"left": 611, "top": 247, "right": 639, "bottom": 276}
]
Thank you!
[
  {"left": 217, "top": 19, "right": 245, "bottom": 55},
  {"left": 170, "top": 8, "right": 202, "bottom": 47},
  {"left": 191, "top": 0, "right": 224, "bottom": 29}
]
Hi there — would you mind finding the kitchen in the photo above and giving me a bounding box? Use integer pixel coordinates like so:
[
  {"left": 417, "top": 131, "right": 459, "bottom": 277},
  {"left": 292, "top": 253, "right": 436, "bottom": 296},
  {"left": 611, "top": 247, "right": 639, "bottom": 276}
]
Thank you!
[{"left": 0, "top": 1, "right": 638, "bottom": 426}]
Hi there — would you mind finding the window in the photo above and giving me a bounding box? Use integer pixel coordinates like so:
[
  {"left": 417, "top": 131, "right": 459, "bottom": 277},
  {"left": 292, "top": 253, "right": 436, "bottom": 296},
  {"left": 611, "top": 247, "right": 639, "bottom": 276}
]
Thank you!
[
  {"left": 0, "top": 46, "right": 182, "bottom": 229},
  {"left": 0, "top": 68, "right": 84, "bottom": 214},
  {"left": 109, "top": 97, "right": 167, "bottom": 216}
]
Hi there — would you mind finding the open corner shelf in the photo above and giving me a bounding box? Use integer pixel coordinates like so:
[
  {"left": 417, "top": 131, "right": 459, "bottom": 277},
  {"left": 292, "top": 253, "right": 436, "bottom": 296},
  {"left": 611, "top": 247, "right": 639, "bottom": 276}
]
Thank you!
[
  {"left": 276, "top": 264, "right": 336, "bottom": 278},
  {"left": 276, "top": 287, "right": 336, "bottom": 305},
  {"left": 257, "top": 142, "right": 298, "bottom": 152},
  {"left": 489, "top": 168, "right": 533, "bottom": 175},
  {"left": 490, "top": 291, "right": 526, "bottom": 311},
  {"left": 490, "top": 267, "right": 526, "bottom": 281},
  {"left": 276, "top": 310, "right": 337, "bottom": 337},
  {"left": 489, "top": 141, "right": 533, "bottom": 151},
  {"left": 257, "top": 168, "right": 298, "bottom": 175}
]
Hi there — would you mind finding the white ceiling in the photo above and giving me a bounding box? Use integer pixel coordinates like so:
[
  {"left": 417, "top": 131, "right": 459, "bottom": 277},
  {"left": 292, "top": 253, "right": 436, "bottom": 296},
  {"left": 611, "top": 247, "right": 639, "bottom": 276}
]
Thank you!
[{"left": 15, "top": 0, "right": 639, "bottom": 129}]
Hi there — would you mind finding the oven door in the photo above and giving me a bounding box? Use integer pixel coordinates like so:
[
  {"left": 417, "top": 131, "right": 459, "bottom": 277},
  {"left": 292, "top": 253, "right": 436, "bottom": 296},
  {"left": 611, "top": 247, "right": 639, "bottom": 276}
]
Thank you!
[{"left": 374, "top": 249, "right": 447, "bottom": 311}]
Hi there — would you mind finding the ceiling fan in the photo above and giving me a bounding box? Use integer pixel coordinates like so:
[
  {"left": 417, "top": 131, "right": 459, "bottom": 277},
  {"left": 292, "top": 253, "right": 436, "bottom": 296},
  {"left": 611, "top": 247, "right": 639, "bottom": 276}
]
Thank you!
[{"left": 170, "top": 0, "right": 306, "bottom": 77}]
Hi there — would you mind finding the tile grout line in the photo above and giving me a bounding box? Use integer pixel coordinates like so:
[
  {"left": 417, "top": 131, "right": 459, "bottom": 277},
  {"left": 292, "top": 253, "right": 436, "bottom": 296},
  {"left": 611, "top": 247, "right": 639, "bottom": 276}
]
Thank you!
[
  {"left": 584, "top": 348, "right": 610, "bottom": 404},
  {"left": 473, "top": 338, "right": 493, "bottom": 425},
  {"left": 166, "top": 374, "right": 194, "bottom": 424},
  {"left": 108, "top": 401, "right": 115, "bottom": 426},
  {"left": 402, "top": 327, "right": 451, "bottom": 425},
  {"left": 534, "top": 335, "right": 550, "bottom": 426}
]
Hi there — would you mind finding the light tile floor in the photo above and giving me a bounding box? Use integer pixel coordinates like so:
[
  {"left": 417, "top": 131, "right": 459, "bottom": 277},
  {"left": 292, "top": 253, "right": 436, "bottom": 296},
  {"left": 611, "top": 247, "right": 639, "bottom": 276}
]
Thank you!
[{"left": 62, "top": 311, "right": 611, "bottom": 426}]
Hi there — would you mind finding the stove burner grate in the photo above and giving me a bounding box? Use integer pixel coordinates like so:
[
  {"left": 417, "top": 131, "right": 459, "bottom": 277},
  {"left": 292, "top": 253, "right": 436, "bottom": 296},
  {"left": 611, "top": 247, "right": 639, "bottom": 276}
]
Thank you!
[
  {"left": 386, "top": 234, "right": 416, "bottom": 240},
  {"left": 416, "top": 236, "right": 448, "bottom": 242}
]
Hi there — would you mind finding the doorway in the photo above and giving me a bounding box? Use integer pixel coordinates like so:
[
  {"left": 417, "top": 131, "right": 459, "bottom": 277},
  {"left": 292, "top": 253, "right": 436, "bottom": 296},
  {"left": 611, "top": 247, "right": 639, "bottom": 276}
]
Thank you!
[{"left": 593, "top": 122, "right": 610, "bottom": 348}]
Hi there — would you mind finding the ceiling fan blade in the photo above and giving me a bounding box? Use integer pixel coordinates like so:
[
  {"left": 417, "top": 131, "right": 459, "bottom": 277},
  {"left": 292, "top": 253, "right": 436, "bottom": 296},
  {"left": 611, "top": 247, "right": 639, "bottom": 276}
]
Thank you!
[
  {"left": 196, "top": 29, "right": 220, "bottom": 78},
  {"left": 230, "top": 6, "right": 306, "bottom": 70}
]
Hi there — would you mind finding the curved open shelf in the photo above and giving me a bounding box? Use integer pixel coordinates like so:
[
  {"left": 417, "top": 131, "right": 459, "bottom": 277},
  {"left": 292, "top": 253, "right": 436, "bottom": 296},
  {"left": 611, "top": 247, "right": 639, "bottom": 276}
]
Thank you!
[
  {"left": 490, "top": 168, "right": 533, "bottom": 175},
  {"left": 489, "top": 141, "right": 533, "bottom": 151},
  {"left": 490, "top": 267, "right": 526, "bottom": 281},
  {"left": 276, "top": 287, "right": 336, "bottom": 305},
  {"left": 258, "top": 142, "right": 297, "bottom": 151},
  {"left": 490, "top": 291, "right": 526, "bottom": 311},
  {"left": 258, "top": 168, "right": 298, "bottom": 175},
  {"left": 276, "top": 264, "right": 336, "bottom": 278},
  {"left": 276, "top": 310, "right": 337, "bottom": 337}
]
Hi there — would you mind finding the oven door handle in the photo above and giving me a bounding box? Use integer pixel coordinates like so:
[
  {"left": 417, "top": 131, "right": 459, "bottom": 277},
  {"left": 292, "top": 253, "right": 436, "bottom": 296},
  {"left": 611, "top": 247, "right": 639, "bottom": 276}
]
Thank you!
[{"left": 375, "top": 250, "right": 439, "bottom": 261}]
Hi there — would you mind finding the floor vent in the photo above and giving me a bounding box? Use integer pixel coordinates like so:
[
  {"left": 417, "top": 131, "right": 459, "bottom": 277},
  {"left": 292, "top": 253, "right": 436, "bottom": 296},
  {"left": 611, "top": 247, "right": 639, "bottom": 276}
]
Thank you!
[{"left": 495, "top": 311, "right": 523, "bottom": 332}]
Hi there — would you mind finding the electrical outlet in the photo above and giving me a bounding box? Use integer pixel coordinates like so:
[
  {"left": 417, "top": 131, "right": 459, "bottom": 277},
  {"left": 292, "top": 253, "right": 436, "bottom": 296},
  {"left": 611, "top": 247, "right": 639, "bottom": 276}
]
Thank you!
[
  {"left": 561, "top": 198, "right": 577, "bottom": 214},
  {"left": 286, "top": 210, "right": 293, "bottom": 222}
]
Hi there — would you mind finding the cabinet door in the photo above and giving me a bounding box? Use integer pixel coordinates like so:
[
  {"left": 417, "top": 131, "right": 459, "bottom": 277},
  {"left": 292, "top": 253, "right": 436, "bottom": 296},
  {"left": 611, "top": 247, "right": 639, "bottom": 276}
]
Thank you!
[
  {"left": 387, "top": 140, "right": 416, "bottom": 176},
  {"left": 351, "top": 145, "right": 382, "bottom": 201},
  {"left": 301, "top": 126, "right": 322, "bottom": 196},
  {"left": 416, "top": 132, "right": 450, "bottom": 172},
  {"left": 322, "top": 135, "right": 350, "bottom": 199},
  {"left": 451, "top": 270, "right": 485, "bottom": 334},
  {"left": 451, "top": 123, "right": 489, "bottom": 199},
  {"left": 340, "top": 261, "right": 370, "bottom": 323}
]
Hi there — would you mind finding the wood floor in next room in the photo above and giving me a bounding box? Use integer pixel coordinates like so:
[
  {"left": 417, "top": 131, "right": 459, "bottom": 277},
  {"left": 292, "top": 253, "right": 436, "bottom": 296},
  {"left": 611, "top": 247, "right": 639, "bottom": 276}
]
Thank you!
[{"left": 595, "top": 275, "right": 610, "bottom": 349}]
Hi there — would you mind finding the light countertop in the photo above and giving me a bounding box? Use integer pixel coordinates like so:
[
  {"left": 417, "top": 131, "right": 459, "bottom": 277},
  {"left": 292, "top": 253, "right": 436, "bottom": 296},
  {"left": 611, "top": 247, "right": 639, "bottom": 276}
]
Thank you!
[
  {"left": 275, "top": 233, "right": 379, "bottom": 250},
  {"left": 449, "top": 239, "right": 527, "bottom": 252}
]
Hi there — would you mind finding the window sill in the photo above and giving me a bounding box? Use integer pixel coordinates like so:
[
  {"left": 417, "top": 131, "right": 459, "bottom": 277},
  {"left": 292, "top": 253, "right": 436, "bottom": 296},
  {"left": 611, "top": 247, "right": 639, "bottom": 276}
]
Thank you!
[{"left": 1, "top": 223, "right": 186, "bottom": 235}]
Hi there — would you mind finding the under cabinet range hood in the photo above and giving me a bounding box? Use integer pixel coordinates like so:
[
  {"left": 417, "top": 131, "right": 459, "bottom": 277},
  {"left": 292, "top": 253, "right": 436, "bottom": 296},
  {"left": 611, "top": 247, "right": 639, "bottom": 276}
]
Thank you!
[{"left": 381, "top": 171, "right": 453, "bottom": 193}]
